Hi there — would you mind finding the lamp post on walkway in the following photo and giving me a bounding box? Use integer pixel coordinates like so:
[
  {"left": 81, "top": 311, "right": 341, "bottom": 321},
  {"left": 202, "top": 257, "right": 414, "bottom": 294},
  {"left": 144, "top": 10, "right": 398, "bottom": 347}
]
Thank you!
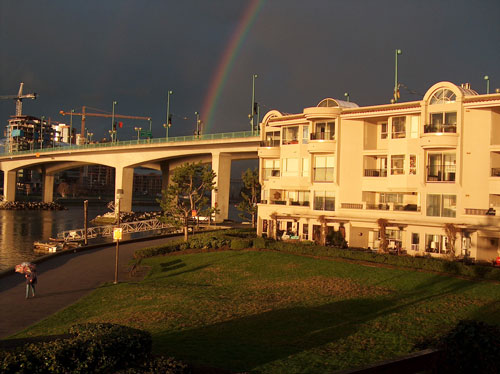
[
  {"left": 344, "top": 92, "right": 350, "bottom": 102},
  {"left": 195, "top": 111, "right": 200, "bottom": 137}
]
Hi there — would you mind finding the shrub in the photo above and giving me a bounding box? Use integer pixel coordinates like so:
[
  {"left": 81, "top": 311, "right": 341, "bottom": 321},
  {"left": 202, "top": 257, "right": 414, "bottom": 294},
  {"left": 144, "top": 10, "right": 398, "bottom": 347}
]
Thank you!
[
  {"left": 230, "top": 238, "right": 253, "bottom": 250},
  {"left": 115, "top": 356, "right": 190, "bottom": 374},
  {"left": 429, "top": 320, "right": 500, "bottom": 374},
  {"left": 0, "top": 323, "right": 152, "bottom": 374}
]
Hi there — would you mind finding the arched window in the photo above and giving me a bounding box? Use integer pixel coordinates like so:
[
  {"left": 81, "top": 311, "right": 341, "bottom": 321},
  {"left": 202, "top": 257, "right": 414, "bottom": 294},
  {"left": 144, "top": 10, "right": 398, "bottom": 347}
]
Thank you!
[
  {"left": 429, "top": 88, "right": 456, "bottom": 104},
  {"left": 317, "top": 98, "right": 338, "bottom": 107}
]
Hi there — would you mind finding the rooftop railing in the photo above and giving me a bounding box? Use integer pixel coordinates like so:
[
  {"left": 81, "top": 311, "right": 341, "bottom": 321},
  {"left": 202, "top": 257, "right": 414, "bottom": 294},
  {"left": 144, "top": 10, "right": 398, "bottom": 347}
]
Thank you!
[{"left": 0, "top": 130, "right": 258, "bottom": 158}]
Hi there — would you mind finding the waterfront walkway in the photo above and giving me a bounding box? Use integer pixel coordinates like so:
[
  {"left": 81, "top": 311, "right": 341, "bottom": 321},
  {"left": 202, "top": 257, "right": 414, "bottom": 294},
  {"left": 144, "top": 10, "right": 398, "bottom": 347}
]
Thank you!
[{"left": 0, "top": 235, "right": 179, "bottom": 339}]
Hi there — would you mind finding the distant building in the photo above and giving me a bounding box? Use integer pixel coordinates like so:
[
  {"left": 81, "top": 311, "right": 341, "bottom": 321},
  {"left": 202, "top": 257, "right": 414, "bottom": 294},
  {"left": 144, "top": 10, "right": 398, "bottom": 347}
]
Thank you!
[
  {"left": 4, "top": 115, "right": 58, "bottom": 153},
  {"left": 257, "top": 81, "right": 500, "bottom": 262}
]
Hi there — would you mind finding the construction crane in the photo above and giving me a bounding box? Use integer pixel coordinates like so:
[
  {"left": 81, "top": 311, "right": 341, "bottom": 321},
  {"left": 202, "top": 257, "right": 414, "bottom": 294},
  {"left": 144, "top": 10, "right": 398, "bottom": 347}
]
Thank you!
[
  {"left": 0, "top": 82, "right": 37, "bottom": 116},
  {"left": 59, "top": 106, "right": 152, "bottom": 142}
]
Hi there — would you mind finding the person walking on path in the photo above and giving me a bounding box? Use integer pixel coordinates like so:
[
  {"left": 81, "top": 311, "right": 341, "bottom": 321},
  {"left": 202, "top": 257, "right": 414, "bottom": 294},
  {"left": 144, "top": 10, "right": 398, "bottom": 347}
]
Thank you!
[{"left": 25, "top": 269, "right": 37, "bottom": 299}]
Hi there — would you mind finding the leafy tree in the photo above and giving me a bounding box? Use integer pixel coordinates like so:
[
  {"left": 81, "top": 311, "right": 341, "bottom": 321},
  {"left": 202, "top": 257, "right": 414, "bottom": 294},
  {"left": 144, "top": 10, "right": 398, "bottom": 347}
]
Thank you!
[
  {"left": 159, "top": 162, "right": 217, "bottom": 241},
  {"left": 237, "top": 168, "right": 261, "bottom": 227},
  {"left": 444, "top": 223, "right": 459, "bottom": 258},
  {"left": 377, "top": 218, "right": 389, "bottom": 253}
]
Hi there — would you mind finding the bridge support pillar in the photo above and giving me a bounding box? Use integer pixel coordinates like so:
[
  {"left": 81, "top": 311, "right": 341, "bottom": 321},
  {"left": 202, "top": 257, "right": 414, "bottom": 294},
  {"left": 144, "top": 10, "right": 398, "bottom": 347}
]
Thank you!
[
  {"left": 212, "top": 152, "right": 231, "bottom": 223},
  {"left": 115, "top": 167, "right": 134, "bottom": 212},
  {"left": 3, "top": 170, "right": 17, "bottom": 202},
  {"left": 42, "top": 172, "right": 54, "bottom": 203},
  {"left": 160, "top": 161, "right": 170, "bottom": 194}
]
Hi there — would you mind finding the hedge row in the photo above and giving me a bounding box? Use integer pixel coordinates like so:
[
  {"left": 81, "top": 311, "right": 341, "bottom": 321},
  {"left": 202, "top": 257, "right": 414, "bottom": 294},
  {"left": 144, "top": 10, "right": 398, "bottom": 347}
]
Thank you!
[
  {"left": 255, "top": 238, "right": 500, "bottom": 281},
  {"left": 133, "top": 229, "right": 500, "bottom": 281},
  {"left": 0, "top": 323, "right": 188, "bottom": 374},
  {"left": 133, "top": 228, "right": 256, "bottom": 260}
]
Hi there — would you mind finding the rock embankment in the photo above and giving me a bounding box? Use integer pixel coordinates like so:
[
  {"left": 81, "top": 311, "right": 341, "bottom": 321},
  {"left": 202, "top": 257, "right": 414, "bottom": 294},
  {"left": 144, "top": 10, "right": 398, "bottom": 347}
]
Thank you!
[{"left": 0, "top": 201, "right": 66, "bottom": 210}]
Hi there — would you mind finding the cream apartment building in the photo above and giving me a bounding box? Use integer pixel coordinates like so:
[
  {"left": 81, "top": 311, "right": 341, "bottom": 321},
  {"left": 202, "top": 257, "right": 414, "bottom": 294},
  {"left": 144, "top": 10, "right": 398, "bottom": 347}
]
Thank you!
[{"left": 257, "top": 81, "right": 500, "bottom": 262}]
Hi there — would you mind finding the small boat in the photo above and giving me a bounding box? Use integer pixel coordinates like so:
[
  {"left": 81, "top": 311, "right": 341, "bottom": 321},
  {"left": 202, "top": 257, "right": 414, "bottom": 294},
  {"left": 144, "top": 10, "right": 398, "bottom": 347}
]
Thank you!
[{"left": 33, "top": 240, "right": 81, "bottom": 253}]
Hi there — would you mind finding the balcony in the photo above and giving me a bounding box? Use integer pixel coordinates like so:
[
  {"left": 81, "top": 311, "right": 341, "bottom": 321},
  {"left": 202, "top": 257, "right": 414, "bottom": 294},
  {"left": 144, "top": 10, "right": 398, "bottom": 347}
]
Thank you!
[
  {"left": 426, "top": 164, "right": 456, "bottom": 182},
  {"left": 364, "top": 168, "right": 388, "bottom": 177},
  {"left": 424, "top": 124, "right": 457, "bottom": 133},
  {"left": 260, "top": 139, "right": 280, "bottom": 147},
  {"left": 342, "top": 202, "right": 421, "bottom": 212},
  {"left": 492, "top": 168, "right": 500, "bottom": 177},
  {"left": 310, "top": 131, "right": 335, "bottom": 141}
]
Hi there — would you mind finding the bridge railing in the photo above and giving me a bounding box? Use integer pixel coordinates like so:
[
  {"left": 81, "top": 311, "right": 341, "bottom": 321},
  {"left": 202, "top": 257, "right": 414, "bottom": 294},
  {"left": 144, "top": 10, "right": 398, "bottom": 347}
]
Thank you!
[{"left": 0, "top": 130, "right": 259, "bottom": 157}]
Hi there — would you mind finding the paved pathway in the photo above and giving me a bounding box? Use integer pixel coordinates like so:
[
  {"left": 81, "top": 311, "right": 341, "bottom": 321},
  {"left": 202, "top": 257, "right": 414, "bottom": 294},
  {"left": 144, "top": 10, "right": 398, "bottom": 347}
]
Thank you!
[{"left": 0, "top": 236, "right": 178, "bottom": 339}]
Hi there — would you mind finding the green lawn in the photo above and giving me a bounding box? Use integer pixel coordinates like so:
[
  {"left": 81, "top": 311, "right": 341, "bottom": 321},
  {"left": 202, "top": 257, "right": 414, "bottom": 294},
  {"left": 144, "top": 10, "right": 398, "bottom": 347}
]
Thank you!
[{"left": 15, "top": 250, "right": 500, "bottom": 373}]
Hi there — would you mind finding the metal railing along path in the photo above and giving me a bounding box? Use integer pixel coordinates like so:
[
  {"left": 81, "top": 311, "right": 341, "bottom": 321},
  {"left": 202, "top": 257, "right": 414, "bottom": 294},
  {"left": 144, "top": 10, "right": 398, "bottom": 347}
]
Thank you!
[
  {"left": 57, "top": 218, "right": 172, "bottom": 241},
  {"left": 0, "top": 131, "right": 259, "bottom": 158}
]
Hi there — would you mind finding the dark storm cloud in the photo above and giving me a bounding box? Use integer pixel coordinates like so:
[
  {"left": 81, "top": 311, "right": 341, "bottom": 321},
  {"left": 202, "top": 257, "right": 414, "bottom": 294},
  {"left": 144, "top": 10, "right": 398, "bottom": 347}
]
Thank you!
[{"left": 1, "top": 0, "right": 499, "bottom": 139}]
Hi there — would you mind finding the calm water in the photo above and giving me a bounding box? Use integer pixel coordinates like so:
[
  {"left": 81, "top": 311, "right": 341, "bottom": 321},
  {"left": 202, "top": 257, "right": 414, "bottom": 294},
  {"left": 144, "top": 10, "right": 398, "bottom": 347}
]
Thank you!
[{"left": 0, "top": 203, "right": 242, "bottom": 271}]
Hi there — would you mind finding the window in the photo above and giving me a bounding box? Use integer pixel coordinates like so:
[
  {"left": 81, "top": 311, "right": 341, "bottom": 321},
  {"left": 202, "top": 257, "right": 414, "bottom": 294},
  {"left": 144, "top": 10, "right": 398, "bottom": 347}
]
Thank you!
[
  {"left": 380, "top": 123, "right": 388, "bottom": 139},
  {"left": 426, "top": 194, "right": 456, "bottom": 217},
  {"left": 263, "top": 131, "right": 280, "bottom": 147},
  {"left": 261, "top": 189, "right": 268, "bottom": 204},
  {"left": 302, "top": 126, "right": 309, "bottom": 144},
  {"left": 391, "top": 117, "right": 406, "bottom": 139},
  {"left": 287, "top": 190, "right": 310, "bottom": 206},
  {"left": 425, "top": 234, "right": 448, "bottom": 254},
  {"left": 411, "top": 233, "right": 420, "bottom": 251},
  {"left": 262, "top": 159, "right": 280, "bottom": 179},
  {"left": 301, "top": 158, "right": 309, "bottom": 177},
  {"left": 426, "top": 112, "right": 457, "bottom": 133},
  {"left": 409, "top": 155, "right": 417, "bottom": 175},
  {"left": 380, "top": 193, "right": 403, "bottom": 204},
  {"left": 314, "top": 155, "right": 335, "bottom": 182},
  {"left": 391, "top": 155, "right": 405, "bottom": 175},
  {"left": 282, "top": 158, "right": 299, "bottom": 176},
  {"left": 270, "top": 189, "right": 286, "bottom": 204},
  {"left": 430, "top": 88, "right": 456, "bottom": 105},
  {"left": 314, "top": 191, "right": 335, "bottom": 211},
  {"left": 427, "top": 152, "right": 455, "bottom": 182},
  {"left": 312, "top": 122, "right": 335, "bottom": 140},
  {"left": 282, "top": 126, "right": 299, "bottom": 145}
]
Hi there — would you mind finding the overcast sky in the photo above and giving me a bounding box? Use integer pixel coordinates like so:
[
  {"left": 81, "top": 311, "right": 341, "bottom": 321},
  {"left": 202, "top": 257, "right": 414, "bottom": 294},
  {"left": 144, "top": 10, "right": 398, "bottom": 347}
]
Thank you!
[{"left": 1, "top": 0, "right": 499, "bottom": 141}]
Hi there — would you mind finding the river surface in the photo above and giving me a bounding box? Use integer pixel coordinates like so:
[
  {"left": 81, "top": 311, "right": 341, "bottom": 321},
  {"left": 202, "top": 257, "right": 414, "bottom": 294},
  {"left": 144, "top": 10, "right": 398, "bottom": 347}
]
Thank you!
[{"left": 0, "top": 203, "right": 242, "bottom": 271}]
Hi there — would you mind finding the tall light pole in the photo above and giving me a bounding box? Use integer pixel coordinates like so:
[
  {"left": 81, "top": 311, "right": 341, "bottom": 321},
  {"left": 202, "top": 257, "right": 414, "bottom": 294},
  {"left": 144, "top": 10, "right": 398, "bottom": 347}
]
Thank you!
[
  {"left": 69, "top": 109, "right": 74, "bottom": 144},
  {"left": 394, "top": 49, "right": 402, "bottom": 103},
  {"left": 40, "top": 116, "right": 45, "bottom": 149},
  {"left": 484, "top": 75, "right": 490, "bottom": 94},
  {"left": 111, "top": 101, "right": 117, "bottom": 142},
  {"left": 195, "top": 111, "right": 200, "bottom": 137},
  {"left": 344, "top": 92, "right": 350, "bottom": 102},
  {"left": 249, "top": 74, "right": 258, "bottom": 134},
  {"left": 166, "top": 90, "right": 173, "bottom": 139},
  {"left": 87, "top": 132, "right": 94, "bottom": 143},
  {"left": 134, "top": 126, "right": 142, "bottom": 140}
]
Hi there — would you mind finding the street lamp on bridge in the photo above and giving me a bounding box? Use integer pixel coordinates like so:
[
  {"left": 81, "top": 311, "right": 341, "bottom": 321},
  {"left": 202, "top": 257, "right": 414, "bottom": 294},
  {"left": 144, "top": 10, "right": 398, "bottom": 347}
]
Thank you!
[
  {"left": 134, "top": 127, "right": 142, "bottom": 140},
  {"left": 111, "top": 101, "right": 117, "bottom": 142},
  {"left": 195, "top": 111, "right": 201, "bottom": 137},
  {"left": 166, "top": 90, "right": 173, "bottom": 139}
]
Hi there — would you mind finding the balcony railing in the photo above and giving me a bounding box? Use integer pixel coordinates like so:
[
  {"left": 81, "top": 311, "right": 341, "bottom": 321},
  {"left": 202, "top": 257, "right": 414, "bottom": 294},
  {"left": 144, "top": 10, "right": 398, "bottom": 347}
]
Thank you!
[
  {"left": 260, "top": 139, "right": 280, "bottom": 147},
  {"left": 313, "top": 167, "right": 334, "bottom": 182},
  {"left": 364, "top": 168, "right": 388, "bottom": 177},
  {"left": 426, "top": 164, "right": 456, "bottom": 182},
  {"left": 310, "top": 131, "right": 335, "bottom": 141},
  {"left": 366, "top": 203, "right": 390, "bottom": 210},
  {"left": 491, "top": 168, "right": 500, "bottom": 177},
  {"left": 424, "top": 124, "right": 457, "bottom": 133},
  {"left": 282, "top": 138, "right": 299, "bottom": 145}
]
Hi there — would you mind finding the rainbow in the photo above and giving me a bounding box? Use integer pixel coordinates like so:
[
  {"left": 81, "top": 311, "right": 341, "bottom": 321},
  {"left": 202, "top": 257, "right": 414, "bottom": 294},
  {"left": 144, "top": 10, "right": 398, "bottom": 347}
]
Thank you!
[{"left": 201, "top": 0, "right": 265, "bottom": 133}]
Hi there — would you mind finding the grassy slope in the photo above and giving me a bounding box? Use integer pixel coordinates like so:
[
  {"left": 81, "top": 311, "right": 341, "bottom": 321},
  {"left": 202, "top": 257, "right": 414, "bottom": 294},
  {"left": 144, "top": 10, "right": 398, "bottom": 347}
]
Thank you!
[{"left": 14, "top": 250, "right": 500, "bottom": 373}]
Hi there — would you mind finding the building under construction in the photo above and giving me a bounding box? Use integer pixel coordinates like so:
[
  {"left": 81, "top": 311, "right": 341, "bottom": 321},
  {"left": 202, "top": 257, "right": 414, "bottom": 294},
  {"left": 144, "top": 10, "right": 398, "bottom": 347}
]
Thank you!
[{"left": 5, "top": 115, "right": 58, "bottom": 153}]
